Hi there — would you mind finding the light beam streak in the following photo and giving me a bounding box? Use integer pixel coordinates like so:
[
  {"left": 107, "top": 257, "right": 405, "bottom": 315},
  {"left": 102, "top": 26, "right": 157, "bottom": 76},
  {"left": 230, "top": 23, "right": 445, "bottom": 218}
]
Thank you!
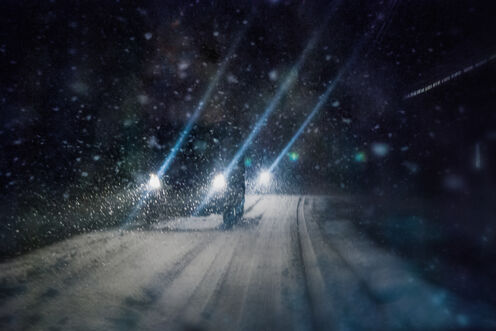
[
  {"left": 224, "top": 33, "right": 318, "bottom": 177},
  {"left": 194, "top": 1, "right": 344, "bottom": 214},
  {"left": 122, "top": 25, "right": 248, "bottom": 228},
  {"left": 268, "top": 11, "right": 387, "bottom": 173},
  {"left": 194, "top": 32, "right": 320, "bottom": 215},
  {"left": 269, "top": 80, "right": 338, "bottom": 172},
  {"left": 157, "top": 25, "right": 249, "bottom": 178},
  {"left": 222, "top": 1, "right": 344, "bottom": 178},
  {"left": 199, "top": 8, "right": 388, "bottom": 216}
]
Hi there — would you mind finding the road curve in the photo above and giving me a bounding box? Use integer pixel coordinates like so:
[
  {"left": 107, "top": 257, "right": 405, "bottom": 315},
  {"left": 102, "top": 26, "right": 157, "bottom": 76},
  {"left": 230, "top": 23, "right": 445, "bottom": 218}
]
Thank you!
[{"left": 0, "top": 195, "right": 494, "bottom": 330}]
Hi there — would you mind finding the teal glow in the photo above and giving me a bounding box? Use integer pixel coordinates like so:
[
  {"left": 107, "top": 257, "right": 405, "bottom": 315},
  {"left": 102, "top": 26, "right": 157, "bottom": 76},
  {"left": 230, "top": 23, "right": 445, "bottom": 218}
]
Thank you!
[
  {"left": 244, "top": 157, "right": 252, "bottom": 167},
  {"left": 288, "top": 152, "right": 299, "bottom": 161},
  {"left": 354, "top": 151, "right": 367, "bottom": 163}
]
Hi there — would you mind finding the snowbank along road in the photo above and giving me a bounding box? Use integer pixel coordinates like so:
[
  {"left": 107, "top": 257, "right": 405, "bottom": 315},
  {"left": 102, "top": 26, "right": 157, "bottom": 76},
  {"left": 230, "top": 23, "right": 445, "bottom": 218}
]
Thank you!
[{"left": 0, "top": 195, "right": 494, "bottom": 330}]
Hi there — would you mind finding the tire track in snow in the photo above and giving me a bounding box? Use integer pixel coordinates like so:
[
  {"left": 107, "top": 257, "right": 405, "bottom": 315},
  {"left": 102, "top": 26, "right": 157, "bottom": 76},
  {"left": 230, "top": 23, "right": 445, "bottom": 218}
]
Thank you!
[{"left": 112, "top": 233, "right": 216, "bottom": 331}]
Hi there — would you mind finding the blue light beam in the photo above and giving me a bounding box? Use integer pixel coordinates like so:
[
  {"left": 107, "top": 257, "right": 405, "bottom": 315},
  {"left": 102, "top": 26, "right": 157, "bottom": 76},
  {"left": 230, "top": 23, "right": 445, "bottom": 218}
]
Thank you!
[
  {"left": 194, "top": 1, "right": 345, "bottom": 215},
  {"left": 269, "top": 81, "right": 337, "bottom": 172},
  {"left": 223, "top": 32, "right": 319, "bottom": 178},
  {"left": 268, "top": 12, "right": 387, "bottom": 173},
  {"left": 222, "top": 0, "right": 344, "bottom": 178},
  {"left": 194, "top": 30, "right": 322, "bottom": 215},
  {"left": 157, "top": 25, "right": 248, "bottom": 178},
  {"left": 122, "top": 25, "right": 248, "bottom": 228}
]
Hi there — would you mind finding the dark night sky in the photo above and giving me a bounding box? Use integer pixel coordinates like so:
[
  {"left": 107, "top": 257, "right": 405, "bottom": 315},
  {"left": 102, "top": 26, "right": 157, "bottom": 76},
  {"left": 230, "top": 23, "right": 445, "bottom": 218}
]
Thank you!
[{"left": 0, "top": 0, "right": 495, "bottom": 203}]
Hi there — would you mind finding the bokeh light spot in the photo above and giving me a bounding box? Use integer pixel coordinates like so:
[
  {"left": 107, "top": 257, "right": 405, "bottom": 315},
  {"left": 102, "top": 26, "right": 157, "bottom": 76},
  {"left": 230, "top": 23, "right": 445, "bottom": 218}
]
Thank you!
[
  {"left": 244, "top": 157, "right": 252, "bottom": 167},
  {"left": 288, "top": 152, "right": 299, "bottom": 161},
  {"left": 354, "top": 151, "right": 367, "bottom": 163}
]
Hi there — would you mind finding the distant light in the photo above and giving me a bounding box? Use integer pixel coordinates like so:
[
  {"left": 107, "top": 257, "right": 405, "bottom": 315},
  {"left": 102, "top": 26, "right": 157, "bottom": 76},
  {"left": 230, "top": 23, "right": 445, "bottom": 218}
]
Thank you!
[
  {"left": 354, "top": 151, "right": 367, "bottom": 163},
  {"left": 258, "top": 170, "right": 271, "bottom": 186},
  {"left": 148, "top": 173, "right": 161, "bottom": 190},
  {"left": 212, "top": 174, "right": 227, "bottom": 191},
  {"left": 244, "top": 157, "right": 252, "bottom": 167},
  {"left": 288, "top": 151, "right": 299, "bottom": 162}
]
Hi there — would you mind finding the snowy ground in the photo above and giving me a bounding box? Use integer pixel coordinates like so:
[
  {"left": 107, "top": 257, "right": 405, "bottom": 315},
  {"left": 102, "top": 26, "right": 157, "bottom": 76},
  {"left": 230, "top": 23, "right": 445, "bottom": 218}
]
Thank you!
[{"left": 0, "top": 195, "right": 495, "bottom": 330}]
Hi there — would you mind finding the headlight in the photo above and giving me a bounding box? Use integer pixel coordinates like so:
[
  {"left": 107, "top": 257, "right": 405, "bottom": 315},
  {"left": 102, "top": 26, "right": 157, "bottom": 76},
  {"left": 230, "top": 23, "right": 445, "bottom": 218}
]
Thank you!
[
  {"left": 257, "top": 170, "right": 271, "bottom": 186},
  {"left": 147, "top": 173, "right": 161, "bottom": 190},
  {"left": 211, "top": 173, "right": 227, "bottom": 191}
]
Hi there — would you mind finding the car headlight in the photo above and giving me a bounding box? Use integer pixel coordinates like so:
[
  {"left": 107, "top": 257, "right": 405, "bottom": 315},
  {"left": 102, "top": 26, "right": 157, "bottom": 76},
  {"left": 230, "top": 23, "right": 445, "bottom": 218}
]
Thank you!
[
  {"left": 212, "top": 173, "right": 227, "bottom": 191},
  {"left": 147, "top": 173, "right": 161, "bottom": 190},
  {"left": 257, "top": 170, "right": 271, "bottom": 186}
]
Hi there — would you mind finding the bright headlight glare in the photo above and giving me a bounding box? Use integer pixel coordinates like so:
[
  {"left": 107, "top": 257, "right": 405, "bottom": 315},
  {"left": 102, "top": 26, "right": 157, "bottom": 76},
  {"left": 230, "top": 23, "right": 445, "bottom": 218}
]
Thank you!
[
  {"left": 148, "top": 173, "right": 161, "bottom": 190},
  {"left": 212, "top": 173, "right": 227, "bottom": 191},
  {"left": 258, "top": 170, "right": 271, "bottom": 186}
]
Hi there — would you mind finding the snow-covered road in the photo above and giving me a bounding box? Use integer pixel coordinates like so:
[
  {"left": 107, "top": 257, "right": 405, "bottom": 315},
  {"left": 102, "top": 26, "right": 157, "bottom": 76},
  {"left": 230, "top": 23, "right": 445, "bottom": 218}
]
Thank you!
[{"left": 0, "top": 195, "right": 494, "bottom": 330}]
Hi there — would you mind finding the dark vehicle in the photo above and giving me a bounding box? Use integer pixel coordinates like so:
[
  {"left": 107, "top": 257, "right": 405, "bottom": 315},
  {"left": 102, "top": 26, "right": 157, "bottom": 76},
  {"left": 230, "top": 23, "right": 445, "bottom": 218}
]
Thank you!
[{"left": 158, "top": 122, "right": 245, "bottom": 228}]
